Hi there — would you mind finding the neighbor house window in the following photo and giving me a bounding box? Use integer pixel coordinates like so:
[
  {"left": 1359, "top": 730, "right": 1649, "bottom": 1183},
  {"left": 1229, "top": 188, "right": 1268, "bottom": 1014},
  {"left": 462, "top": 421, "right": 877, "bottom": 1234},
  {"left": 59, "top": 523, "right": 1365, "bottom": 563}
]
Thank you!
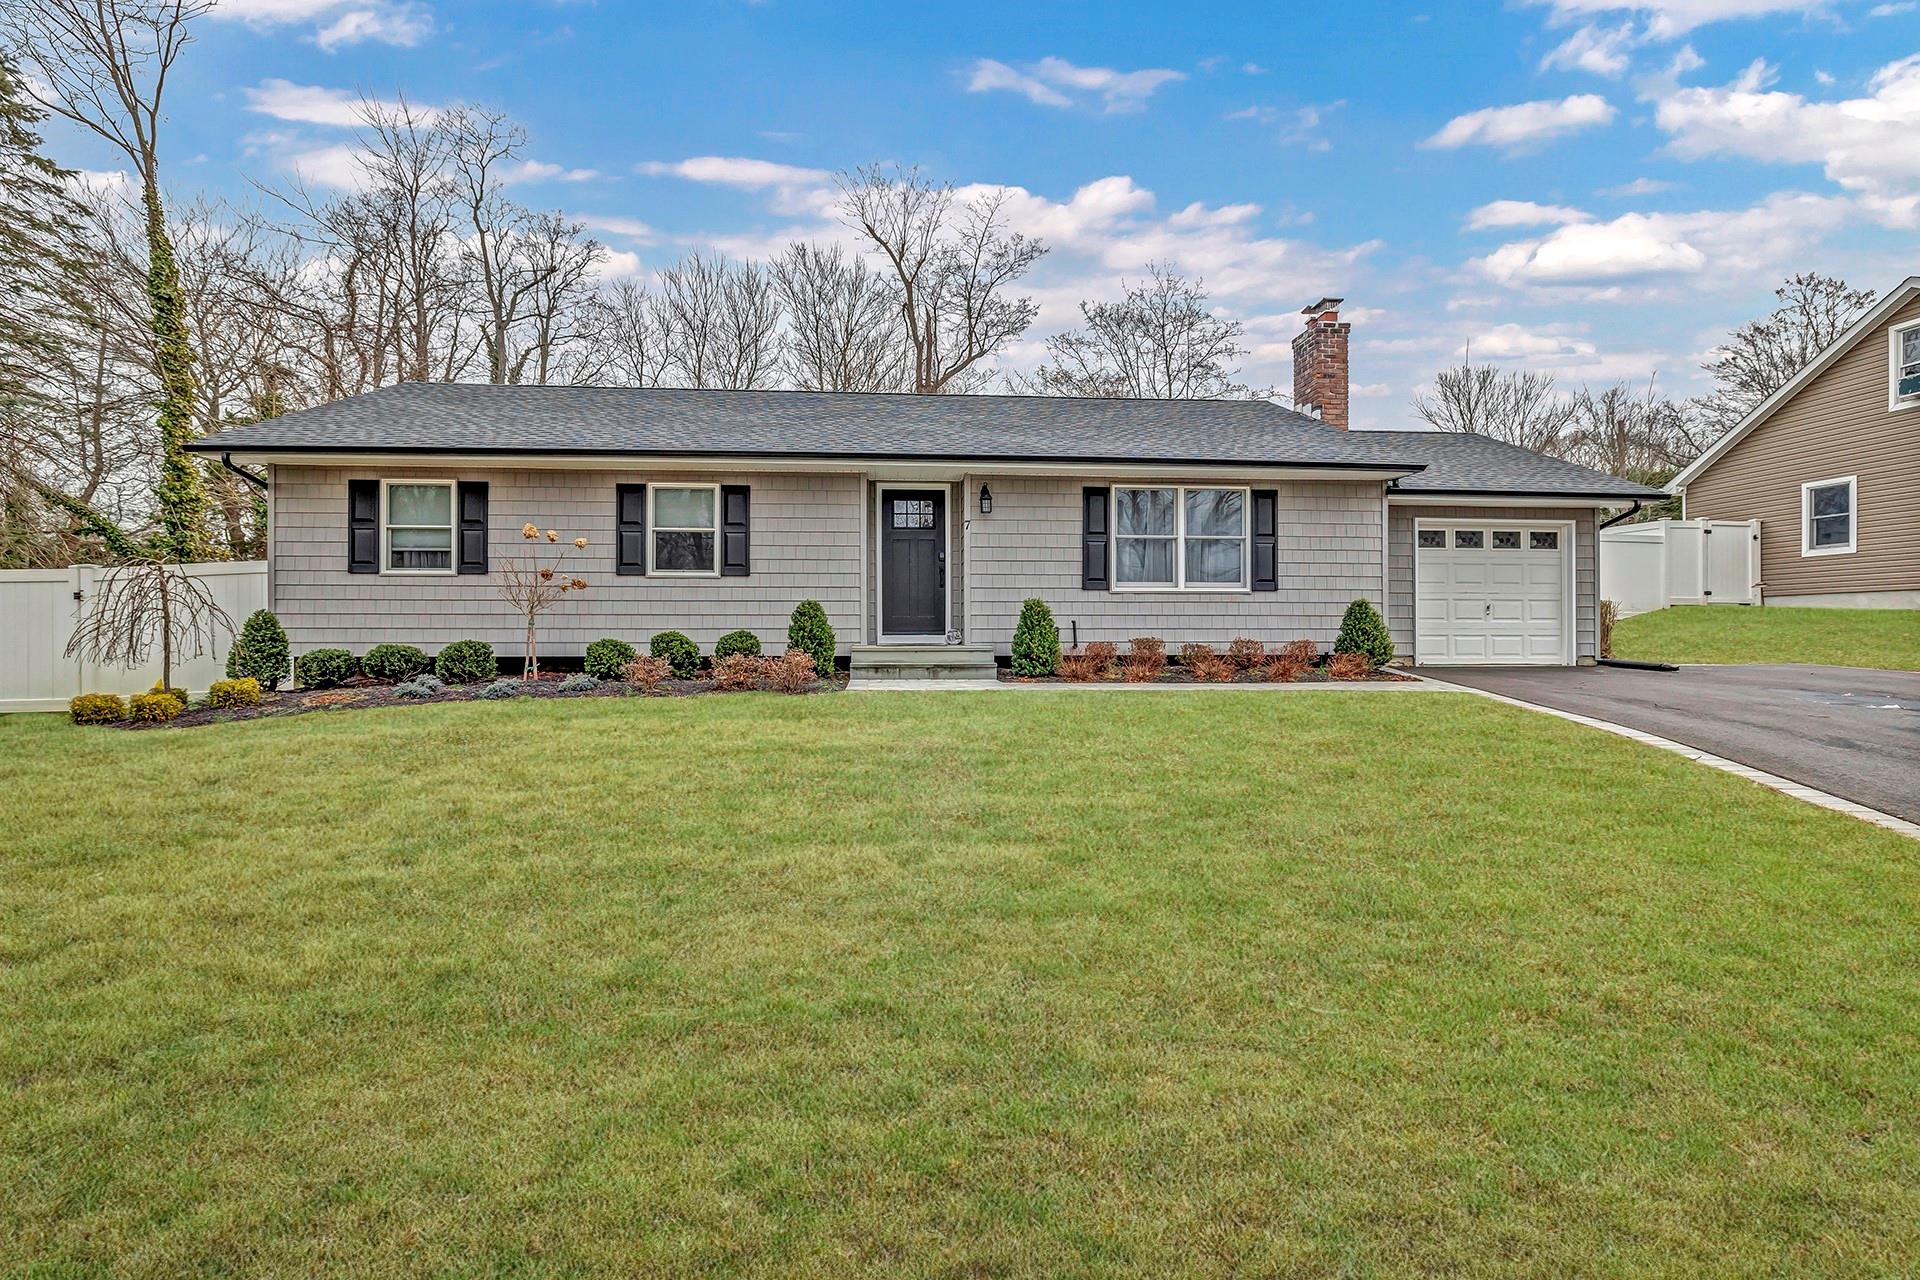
[
  {"left": 1113, "top": 486, "right": 1247, "bottom": 589},
  {"left": 382, "top": 480, "right": 454, "bottom": 573},
  {"left": 651, "top": 484, "right": 719, "bottom": 574},
  {"left": 1801, "top": 475, "right": 1856, "bottom": 556},
  {"left": 1894, "top": 323, "right": 1920, "bottom": 408}
]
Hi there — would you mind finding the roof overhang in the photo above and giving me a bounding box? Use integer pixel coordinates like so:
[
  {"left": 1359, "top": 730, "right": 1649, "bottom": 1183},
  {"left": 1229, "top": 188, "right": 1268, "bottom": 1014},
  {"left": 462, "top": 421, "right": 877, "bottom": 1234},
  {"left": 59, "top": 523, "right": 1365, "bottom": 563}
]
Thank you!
[
  {"left": 1668, "top": 275, "right": 1920, "bottom": 492},
  {"left": 195, "top": 446, "right": 1425, "bottom": 484},
  {"left": 1387, "top": 492, "right": 1631, "bottom": 507}
]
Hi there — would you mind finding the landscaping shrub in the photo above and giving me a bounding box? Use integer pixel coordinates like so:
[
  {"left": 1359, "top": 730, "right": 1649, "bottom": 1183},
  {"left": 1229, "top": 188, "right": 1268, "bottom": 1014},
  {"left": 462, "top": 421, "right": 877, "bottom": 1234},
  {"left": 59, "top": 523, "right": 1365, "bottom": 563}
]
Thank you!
[
  {"left": 1334, "top": 598, "right": 1395, "bottom": 668},
  {"left": 622, "top": 655, "right": 671, "bottom": 692},
  {"left": 295, "top": 648, "right": 359, "bottom": 689},
  {"left": 712, "top": 653, "right": 764, "bottom": 691},
  {"left": 1280, "top": 638, "right": 1319, "bottom": 667},
  {"left": 207, "top": 677, "right": 261, "bottom": 709},
  {"left": 1059, "top": 641, "right": 1117, "bottom": 682},
  {"left": 787, "top": 600, "right": 836, "bottom": 679},
  {"left": 766, "top": 650, "right": 817, "bottom": 694},
  {"left": 1010, "top": 598, "right": 1061, "bottom": 677},
  {"left": 128, "top": 690, "right": 184, "bottom": 723},
  {"left": 435, "top": 639, "right": 496, "bottom": 685},
  {"left": 1600, "top": 599, "right": 1619, "bottom": 660},
  {"left": 557, "top": 674, "right": 600, "bottom": 693},
  {"left": 362, "top": 643, "right": 432, "bottom": 683},
  {"left": 1327, "top": 651, "right": 1372, "bottom": 680},
  {"left": 650, "top": 630, "right": 701, "bottom": 679},
  {"left": 477, "top": 679, "right": 524, "bottom": 700},
  {"left": 393, "top": 676, "right": 444, "bottom": 699},
  {"left": 68, "top": 692, "right": 126, "bottom": 725},
  {"left": 713, "top": 629, "right": 762, "bottom": 661},
  {"left": 1227, "top": 636, "right": 1265, "bottom": 670},
  {"left": 1124, "top": 636, "right": 1166, "bottom": 682},
  {"left": 225, "top": 609, "right": 290, "bottom": 690},
  {"left": 1263, "top": 657, "right": 1308, "bottom": 683},
  {"left": 1181, "top": 643, "right": 1234, "bottom": 682},
  {"left": 584, "top": 638, "right": 638, "bottom": 681}
]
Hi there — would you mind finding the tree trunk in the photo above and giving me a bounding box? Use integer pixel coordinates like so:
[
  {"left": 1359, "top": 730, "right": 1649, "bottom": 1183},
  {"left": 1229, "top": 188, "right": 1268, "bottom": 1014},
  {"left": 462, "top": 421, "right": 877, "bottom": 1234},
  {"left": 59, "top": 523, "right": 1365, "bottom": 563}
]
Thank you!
[
  {"left": 158, "top": 570, "right": 174, "bottom": 693},
  {"left": 143, "top": 178, "right": 209, "bottom": 562}
]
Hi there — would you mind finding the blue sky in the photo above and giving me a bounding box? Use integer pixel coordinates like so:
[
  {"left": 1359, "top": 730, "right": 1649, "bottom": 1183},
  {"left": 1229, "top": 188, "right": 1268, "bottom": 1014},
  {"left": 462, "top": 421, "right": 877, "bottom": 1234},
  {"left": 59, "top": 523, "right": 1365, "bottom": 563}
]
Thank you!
[{"left": 44, "top": 0, "right": 1920, "bottom": 427}]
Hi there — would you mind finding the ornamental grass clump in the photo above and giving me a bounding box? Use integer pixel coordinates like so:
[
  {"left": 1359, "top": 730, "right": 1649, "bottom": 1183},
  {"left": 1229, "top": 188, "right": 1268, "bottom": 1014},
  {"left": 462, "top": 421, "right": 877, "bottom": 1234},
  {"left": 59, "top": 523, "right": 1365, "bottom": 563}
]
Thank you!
[
  {"left": 1123, "top": 636, "right": 1166, "bottom": 682},
  {"left": 68, "top": 693, "right": 126, "bottom": 725},
  {"left": 1334, "top": 598, "right": 1395, "bottom": 669},
  {"left": 584, "top": 638, "right": 637, "bottom": 681},
  {"left": 1227, "top": 636, "right": 1265, "bottom": 670},
  {"left": 1180, "top": 643, "right": 1234, "bottom": 683},
  {"left": 649, "top": 631, "right": 701, "bottom": 679},
  {"left": 1010, "top": 598, "right": 1061, "bottom": 677},
  {"left": 1327, "top": 651, "right": 1373, "bottom": 680},
  {"left": 1059, "top": 641, "right": 1117, "bottom": 682}
]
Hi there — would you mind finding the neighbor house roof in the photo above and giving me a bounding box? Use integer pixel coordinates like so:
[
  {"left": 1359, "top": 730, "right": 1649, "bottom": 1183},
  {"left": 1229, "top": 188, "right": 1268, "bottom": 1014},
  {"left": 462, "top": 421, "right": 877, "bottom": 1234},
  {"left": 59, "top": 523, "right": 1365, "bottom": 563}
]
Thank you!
[
  {"left": 190, "top": 381, "right": 1663, "bottom": 499},
  {"left": 1667, "top": 274, "right": 1920, "bottom": 492}
]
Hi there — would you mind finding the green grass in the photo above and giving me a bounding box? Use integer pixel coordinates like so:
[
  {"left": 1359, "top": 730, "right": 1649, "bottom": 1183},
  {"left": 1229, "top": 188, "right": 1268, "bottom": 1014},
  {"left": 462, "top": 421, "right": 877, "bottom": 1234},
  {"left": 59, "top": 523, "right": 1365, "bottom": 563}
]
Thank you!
[
  {"left": 4, "top": 693, "right": 1918, "bottom": 1278},
  {"left": 1613, "top": 605, "right": 1920, "bottom": 669}
]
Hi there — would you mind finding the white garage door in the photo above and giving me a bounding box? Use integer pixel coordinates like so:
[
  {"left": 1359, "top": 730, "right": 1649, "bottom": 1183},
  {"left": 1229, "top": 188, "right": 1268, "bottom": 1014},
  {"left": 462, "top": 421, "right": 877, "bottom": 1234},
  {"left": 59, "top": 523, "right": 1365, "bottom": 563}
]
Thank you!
[{"left": 1416, "top": 522, "right": 1573, "bottom": 665}]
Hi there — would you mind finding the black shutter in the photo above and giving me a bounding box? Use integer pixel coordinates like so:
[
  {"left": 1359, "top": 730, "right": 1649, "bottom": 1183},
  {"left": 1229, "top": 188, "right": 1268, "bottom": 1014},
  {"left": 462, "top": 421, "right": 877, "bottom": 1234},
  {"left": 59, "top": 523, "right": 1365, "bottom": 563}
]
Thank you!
[
  {"left": 457, "top": 481, "right": 489, "bottom": 575},
  {"left": 615, "top": 483, "right": 647, "bottom": 575},
  {"left": 348, "top": 478, "right": 378, "bottom": 573},
  {"left": 1251, "top": 488, "right": 1278, "bottom": 592},
  {"left": 1082, "top": 486, "right": 1110, "bottom": 590},
  {"left": 720, "top": 484, "right": 750, "bottom": 577}
]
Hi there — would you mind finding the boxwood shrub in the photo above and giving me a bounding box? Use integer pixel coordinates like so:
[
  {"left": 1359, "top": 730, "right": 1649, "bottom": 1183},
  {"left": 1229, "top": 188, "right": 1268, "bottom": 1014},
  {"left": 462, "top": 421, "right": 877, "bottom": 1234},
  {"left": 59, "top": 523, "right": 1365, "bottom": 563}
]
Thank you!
[
  {"left": 225, "top": 609, "right": 290, "bottom": 690},
  {"left": 362, "top": 642, "right": 432, "bottom": 682},
  {"left": 294, "top": 648, "right": 359, "bottom": 689},
  {"left": 786, "top": 601, "right": 835, "bottom": 679},
  {"left": 713, "top": 629, "right": 762, "bottom": 661},
  {"left": 435, "top": 639, "right": 496, "bottom": 685},
  {"left": 584, "top": 637, "right": 638, "bottom": 681},
  {"left": 649, "top": 631, "right": 701, "bottom": 679},
  {"left": 1010, "top": 597, "right": 1061, "bottom": 677},
  {"left": 1334, "top": 598, "right": 1395, "bottom": 668}
]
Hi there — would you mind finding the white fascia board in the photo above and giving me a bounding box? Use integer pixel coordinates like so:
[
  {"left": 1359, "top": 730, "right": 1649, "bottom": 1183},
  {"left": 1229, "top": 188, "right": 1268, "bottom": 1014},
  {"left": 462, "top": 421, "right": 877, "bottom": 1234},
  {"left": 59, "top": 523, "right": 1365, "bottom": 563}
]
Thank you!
[
  {"left": 1388, "top": 494, "right": 1612, "bottom": 508},
  {"left": 1668, "top": 276, "right": 1920, "bottom": 493}
]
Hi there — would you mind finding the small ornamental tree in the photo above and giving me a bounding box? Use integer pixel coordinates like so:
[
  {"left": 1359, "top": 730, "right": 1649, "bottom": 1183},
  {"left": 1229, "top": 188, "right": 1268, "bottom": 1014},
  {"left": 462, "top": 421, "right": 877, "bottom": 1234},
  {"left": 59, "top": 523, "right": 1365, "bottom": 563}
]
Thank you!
[
  {"left": 226, "top": 609, "right": 290, "bottom": 689},
  {"left": 64, "top": 555, "right": 234, "bottom": 696},
  {"left": 498, "top": 524, "right": 589, "bottom": 677},
  {"left": 1334, "top": 598, "right": 1395, "bottom": 668},
  {"left": 1010, "top": 598, "right": 1060, "bottom": 676},
  {"left": 787, "top": 600, "right": 836, "bottom": 678}
]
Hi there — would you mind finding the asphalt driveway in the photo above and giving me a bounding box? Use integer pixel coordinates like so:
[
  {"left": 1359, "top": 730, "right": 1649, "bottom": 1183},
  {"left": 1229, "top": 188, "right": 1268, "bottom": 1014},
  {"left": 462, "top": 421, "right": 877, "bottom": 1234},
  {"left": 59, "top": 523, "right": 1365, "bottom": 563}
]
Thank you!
[{"left": 1417, "top": 663, "right": 1920, "bottom": 824}]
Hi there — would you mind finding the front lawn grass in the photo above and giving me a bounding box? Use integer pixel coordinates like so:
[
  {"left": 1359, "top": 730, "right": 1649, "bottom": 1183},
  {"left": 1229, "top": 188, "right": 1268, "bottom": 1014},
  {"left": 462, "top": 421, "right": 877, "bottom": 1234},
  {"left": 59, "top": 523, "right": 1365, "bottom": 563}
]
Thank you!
[
  {"left": 4, "top": 693, "right": 1918, "bottom": 1278},
  {"left": 1613, "top": 604, "right": 1920, "bottom": 669}
]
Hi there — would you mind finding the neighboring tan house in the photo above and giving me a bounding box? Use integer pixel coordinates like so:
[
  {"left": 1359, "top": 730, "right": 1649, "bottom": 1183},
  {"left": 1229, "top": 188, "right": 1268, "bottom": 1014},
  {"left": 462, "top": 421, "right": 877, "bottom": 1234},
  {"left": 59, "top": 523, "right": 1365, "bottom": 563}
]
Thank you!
[
  {"left": 1669, "top": 275, "right": 1920, "bottom": 609},
  {"left": 188, "top": 300, "right": 1660, "bottom": 674}
]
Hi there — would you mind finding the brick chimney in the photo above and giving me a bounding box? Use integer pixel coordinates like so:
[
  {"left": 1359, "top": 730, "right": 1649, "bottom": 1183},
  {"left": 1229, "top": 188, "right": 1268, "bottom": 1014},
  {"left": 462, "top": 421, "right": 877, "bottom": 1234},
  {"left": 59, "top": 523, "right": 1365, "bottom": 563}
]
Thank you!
[{"left": 1291, "top": 296, "right": 1351, "bottom": 429}]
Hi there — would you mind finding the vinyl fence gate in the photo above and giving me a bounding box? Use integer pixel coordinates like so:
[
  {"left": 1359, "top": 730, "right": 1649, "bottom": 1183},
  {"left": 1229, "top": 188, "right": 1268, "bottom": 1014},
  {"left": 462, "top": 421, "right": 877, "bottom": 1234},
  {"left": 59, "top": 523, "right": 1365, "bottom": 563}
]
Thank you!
[
  {"left": 1598, "top": 520, "right": 1760, "bottom": 617},
  {"left": 0, "top": 560, "right": 267, "bottom": 713}
]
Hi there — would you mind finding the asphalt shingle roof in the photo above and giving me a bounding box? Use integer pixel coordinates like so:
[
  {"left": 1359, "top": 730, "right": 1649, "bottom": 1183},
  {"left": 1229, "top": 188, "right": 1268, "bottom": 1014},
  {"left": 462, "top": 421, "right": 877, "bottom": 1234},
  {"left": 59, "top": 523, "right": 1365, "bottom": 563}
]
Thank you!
[
  {"left": 191, "top": 382, "right": 1664, "bottom": 499},
  {"left": 1355, "top": 430, "right": 1667, "bottom": 499}
]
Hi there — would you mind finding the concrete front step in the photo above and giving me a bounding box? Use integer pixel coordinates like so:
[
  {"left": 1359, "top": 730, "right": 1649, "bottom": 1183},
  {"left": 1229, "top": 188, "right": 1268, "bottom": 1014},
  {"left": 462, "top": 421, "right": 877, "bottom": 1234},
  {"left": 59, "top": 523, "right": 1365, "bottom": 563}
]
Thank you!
[{"left": 849, "top": 644, "right": 999, "bottom": 683}]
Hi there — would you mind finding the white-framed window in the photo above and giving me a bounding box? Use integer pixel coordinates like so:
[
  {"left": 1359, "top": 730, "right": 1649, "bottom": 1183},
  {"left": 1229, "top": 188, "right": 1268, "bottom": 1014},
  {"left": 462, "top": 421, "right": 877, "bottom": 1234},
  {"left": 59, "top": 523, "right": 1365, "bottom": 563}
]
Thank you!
[
  {"left": 1892, "top": 321, "right": 1920, "bottom": 411},
  {"left": 1112, "top": 485, "right": 1248, "bottom": 590},
  {"left": 381, "top": 479, "right": 455, "bottom": 574},
  {"left": 1801, "top": 475, "right": 1856, "bottom": 557},
  {"left": 650, "top": 483, "right": 719, "bottom": 575}
]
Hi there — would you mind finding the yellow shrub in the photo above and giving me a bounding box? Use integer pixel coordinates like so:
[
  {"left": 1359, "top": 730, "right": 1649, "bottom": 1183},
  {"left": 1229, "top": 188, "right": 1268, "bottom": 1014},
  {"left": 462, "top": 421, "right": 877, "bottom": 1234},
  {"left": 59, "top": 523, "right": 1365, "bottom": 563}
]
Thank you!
[
  {"left": 69, "top": 692, "right": 127, "bottom": 725},
  {"left": 128, "top": 691, "right": 185, "bottom": 723},
  {"left": 207, "top": 677, "right": 262, "bottom": 709}
]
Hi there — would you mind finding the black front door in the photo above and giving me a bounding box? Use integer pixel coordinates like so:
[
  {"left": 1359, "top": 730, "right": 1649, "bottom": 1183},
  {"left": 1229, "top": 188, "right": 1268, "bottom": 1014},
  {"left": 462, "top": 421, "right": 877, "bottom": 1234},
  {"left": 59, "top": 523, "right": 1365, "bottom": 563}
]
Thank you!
[{"left": 880, "top": 490, "right": 946, "bottom": 637}]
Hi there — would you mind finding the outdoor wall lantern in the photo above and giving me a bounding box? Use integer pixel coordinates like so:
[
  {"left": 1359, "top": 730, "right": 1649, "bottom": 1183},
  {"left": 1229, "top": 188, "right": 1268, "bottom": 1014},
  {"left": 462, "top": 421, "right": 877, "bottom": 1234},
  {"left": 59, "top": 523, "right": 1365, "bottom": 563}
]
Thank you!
[{"left": 979, "top": 484, "right": 993, "bottom": 514}]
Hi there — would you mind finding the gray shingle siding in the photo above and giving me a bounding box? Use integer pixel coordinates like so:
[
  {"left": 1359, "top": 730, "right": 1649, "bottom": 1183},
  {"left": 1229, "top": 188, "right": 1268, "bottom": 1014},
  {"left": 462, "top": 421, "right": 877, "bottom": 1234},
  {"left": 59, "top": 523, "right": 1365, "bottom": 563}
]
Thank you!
[
  {"left": 1385, "top": 504, "right": 1600, "bottom": 660},
  {"left": 271, "top": 466, "right": 862, "bottom": 656},
  {"left": 961, "top": 475, "right": 1386, "bottom": 652}
]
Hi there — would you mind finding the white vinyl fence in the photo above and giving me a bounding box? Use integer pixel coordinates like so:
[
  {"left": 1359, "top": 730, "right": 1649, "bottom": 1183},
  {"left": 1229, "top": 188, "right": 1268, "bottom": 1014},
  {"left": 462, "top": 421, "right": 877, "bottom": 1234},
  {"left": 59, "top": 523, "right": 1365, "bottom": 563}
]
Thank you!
[
  {"left": 1598, "top": 520, "right": 1760, "bottom": 616},
  {"left": 0, "top": 560, "right": 267, "bottom": 713}
]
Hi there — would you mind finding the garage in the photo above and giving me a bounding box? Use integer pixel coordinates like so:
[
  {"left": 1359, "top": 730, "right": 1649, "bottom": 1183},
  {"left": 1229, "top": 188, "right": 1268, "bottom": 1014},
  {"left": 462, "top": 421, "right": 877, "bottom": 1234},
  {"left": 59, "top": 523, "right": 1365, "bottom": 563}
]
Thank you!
[{"left": 1414, "top": 519, "right": 1574, "bottom": 665}]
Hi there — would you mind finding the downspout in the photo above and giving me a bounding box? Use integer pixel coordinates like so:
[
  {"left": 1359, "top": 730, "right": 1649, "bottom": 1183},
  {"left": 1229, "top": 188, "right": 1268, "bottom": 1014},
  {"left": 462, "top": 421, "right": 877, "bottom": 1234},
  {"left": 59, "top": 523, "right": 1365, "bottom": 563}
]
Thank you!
[
  {"left": 1598, "top": 500, "right": 1642, "bottom": 530},
  {"left": 219, "top": 451, "right": 268, "bottom": 492},
  {"left": 1593, "top": 500, "right": 1678, "bottom": 670}
]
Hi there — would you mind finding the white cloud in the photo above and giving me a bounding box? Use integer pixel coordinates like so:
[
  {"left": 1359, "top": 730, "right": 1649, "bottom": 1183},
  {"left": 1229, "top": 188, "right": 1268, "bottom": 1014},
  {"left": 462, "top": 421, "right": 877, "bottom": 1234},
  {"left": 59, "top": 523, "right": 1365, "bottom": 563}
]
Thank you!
[
  {"left": 1524, "top": 1, "right": 1834, "bottom": 38},
  {"left": 503, "top": 160, "right": 599, "bottom": 184},
  {"left": 211, "top": 0, "right": 431, "bottom": 50},
  {"left": 1472, "top": 191, "right": 1851, "bottom": 291},
  {"left": 591, "top": 249, "right": 646, "bottom": 281},
  {"left": 575, "top": 214, "right": 657, "bottom": 241},
  {"left": 964, "top": 56, "right": 1185, "bottom": 113},
  {"left": 1540, "top": 24, "right": 1636, "bottom": 76},
  {"left": 1422, "top": 94, "right": 1617, "bottom": 150},
  {"left": 637, "top": 155, "right": 835, "bottom": 217},
  {"left": 1466, "top": 322, "right": 1600, "bottom": 360},
  {"left": 1870, "top": 2, "right": 1916, "bottom": 15},
  {"left": 242, "top": 79, "right": 426, "bottom": 126},
  {"left": 1651, "top": 54, "right": 1920, "bottom": 221},
  {"left": 286, "top": 142, "right": 373, "bottom": 190},
  {"left": 1601, "top": 176, "right": 1678, "bottom": 195},
  {"left": 1225, "top": 102, "right": 1338, "bottom": 150},
  {"left": 1465, "top": 200, "right": 1594, "bottom": 229}
]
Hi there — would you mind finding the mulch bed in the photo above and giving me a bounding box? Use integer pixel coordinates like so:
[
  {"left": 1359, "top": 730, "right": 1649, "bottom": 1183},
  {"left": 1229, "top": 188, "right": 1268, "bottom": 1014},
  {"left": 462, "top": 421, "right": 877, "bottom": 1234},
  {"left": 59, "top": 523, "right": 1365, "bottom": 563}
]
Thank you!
[
  {"left": 116, "top": 669, "right": 848, "bottom": 731},
  {"left": 1001, "top": 667, "right": 1416, "bottom": 686}
]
